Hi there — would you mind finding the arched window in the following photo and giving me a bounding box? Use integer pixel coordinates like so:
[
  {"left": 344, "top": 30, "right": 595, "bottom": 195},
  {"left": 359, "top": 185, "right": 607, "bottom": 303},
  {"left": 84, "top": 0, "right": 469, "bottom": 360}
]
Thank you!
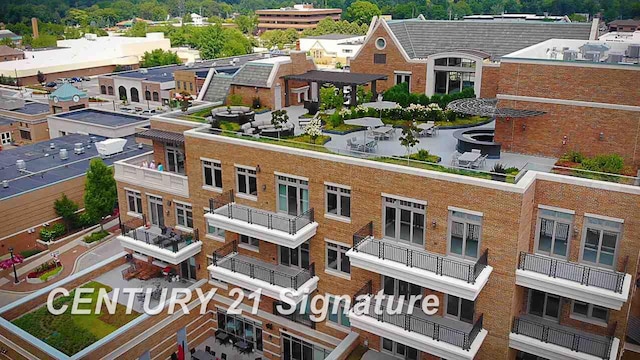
[
  {"left": 152, "top": 92, "right": 159, "bottom": 102},
  {"left": 145, "top": 90, "right": 151, "bottom": 101},
  {"left": 100, "top": 85, "right": 106, "bottom": 94},
  {"left": 107, "top": 86, "right": 114, "bottom": 95},
  {"left": 118, "top": 86, "right": 127, "bottom": 101},
  {"left": 130, "top": 87, "right": 140, "bottom": 103}
]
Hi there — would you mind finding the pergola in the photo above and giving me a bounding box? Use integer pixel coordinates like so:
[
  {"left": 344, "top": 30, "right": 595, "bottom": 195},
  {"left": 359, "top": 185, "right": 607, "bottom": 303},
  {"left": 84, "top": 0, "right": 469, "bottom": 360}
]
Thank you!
[
  {"left": 447, "top": 98, "right": 546, "bottom": 118},
  {"left": 281, "top": 70, "right": 387, "bottom": 107}
]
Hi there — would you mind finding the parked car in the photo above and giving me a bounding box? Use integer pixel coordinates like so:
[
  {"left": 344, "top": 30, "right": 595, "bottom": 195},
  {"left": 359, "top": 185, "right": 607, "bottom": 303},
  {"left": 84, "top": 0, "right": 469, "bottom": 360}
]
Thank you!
[
  {"left": 45, "top": 82, "right": 57, "bottom": 88},
  {"left": 71, "top": 77, "right": 82, "bottom": 83},
  {"left": 82, "top": 76, "right": 91, "bottom": 81},
  {"left": 119, "top": 106, "right": 134, "bottom": 113},
  {"left": 140, "top": 109, "right": 157, "bottom": 115}
]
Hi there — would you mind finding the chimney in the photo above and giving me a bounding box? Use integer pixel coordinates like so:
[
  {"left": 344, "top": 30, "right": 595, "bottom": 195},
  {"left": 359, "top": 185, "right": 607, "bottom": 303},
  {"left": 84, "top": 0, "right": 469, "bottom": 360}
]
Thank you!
[
  {"left": 289, "top": 50, "right": 307, "bottom": 75},
  {"left": 31, "top": 17, "right": 39, "bottom": 39}
]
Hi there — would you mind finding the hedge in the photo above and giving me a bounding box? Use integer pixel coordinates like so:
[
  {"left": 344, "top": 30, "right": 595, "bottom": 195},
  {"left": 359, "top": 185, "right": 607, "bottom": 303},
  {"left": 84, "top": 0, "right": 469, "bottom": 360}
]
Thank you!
[{"left": 84, "top": 230, "right": 110, "bottom": 244}]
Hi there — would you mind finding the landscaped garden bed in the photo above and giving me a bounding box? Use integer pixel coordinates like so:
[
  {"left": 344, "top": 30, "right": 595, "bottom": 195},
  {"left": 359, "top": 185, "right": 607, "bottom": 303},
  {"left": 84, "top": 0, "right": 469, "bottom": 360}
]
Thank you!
[
  {"left": 26, "top": 260, "right": 63, "bottom": 284},
  {"left": 20, "top": 248, "right": 45, "bottom": 259},
  {"left": 12, "top": 281, "right": 141, "bottom": 356},
  {"left": 83, "top": 230, "right": 110, "bottom": 244},
  {"left": 554, "top": 151, "right": 637, "bottom": 184}
]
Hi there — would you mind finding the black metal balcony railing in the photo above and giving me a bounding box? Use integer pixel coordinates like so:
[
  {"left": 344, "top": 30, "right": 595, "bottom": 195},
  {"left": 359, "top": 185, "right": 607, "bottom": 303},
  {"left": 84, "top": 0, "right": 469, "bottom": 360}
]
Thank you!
[
  {"left": 120, "top": 215, "right": 200, "bottom": 253},
  {"left": 212, "top": 240, "right": 315, "bottom": 289},
  {"left": 272, "top": 301, "right": 316, "bottom": 329},
  {"left": 352, "top": 291, "right": 484, "bottom": 351},
  {"left": 209, "top": 191, "right": 315, "bottom": 235},
  {"left": 512, "top": 316, "right": 616, "bottom": 359},
  {"left": 352, "top": 222, "right": 489, "bottom": 284},
  {"left": 518, "top": 252, "right": 627, "bottom": 293}
]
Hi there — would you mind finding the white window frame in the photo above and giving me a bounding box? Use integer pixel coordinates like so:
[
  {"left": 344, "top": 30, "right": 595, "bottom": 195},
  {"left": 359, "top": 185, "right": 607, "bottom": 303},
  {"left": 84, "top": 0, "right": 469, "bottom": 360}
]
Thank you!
[
  {"left": 570, "top": 300, "right": 609, "bottom": 326},
  {"left": 126, "top": 189, "right": 143, "bottom": 216},
  {"left": 0, "top": 131, "right": 11, "bottom": 145},
  {"left": 325, "top": 239, "right": 350, "bottom": 278},
  {"left": 375, "top": 37, "right": 386, "bottom": 50},
  {"left": 444, "top": 294, "right": 475, "bottom": 324},
  {"left": 324, "top": 183, "right": 351, "bottom": 222},
  {"left": 239, "top": 234, "right": 259, "bottom": 251},
  {"left": 394, "top": 71, "right": 412, "bottom": 92},
  {"left": 235, "top": 165, "right": 257, "bottom": 199},
  {"left": 579, "top": 215, "right": 623, "bottom": 270},
  {"left": 202, "top": 158, "right": 223, "bottom": 191},
  {"left": 534, "top": 206, "right": 573, "bottom": 259},
  {"left": 276, "top": 174, "right": 309, "bottom": 216},
  {"left": 175, "top": 201, "right": 193, "bottom": 230},
  {"left": 326, "top": 295, "right": 350, "bottom": 329},
  {"left": 382, "top": 195, "right": 426, "bottom": 247},
  {"left": 447, "top": 208, "right": 482, "bottom": 261}
]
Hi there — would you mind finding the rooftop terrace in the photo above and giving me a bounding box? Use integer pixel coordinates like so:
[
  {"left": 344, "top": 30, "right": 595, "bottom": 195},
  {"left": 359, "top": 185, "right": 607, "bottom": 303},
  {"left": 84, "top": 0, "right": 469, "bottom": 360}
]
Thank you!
[
  {"left": 0, "top": 134, "right": 151, "bottom": 200},
  {"left": 504, "top": 38, "right": 640, "bottom": 65},
  {"left": 53, "top": 108, "right": 150, "bottom": 128}
]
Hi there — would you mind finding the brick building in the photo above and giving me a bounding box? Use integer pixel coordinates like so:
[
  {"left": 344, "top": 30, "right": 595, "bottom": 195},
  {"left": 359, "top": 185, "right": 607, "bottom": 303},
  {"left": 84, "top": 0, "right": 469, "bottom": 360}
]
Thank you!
[
  {"left": 608, "top": 20, "right": 640, "bottom": 33},
  {"left": 0, "top": 45, "right": 24, "bottom": 62},
  {"left": 0, "top": 97, "right": 51, "bottom": 145},
  {"left": 256, "top": 4, "right": 342, "bottom": 33}
]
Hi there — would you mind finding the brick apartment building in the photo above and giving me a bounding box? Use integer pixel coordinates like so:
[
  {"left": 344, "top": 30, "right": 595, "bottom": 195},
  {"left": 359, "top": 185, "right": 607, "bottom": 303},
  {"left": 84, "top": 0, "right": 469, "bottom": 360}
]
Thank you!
[{"left": 256, "top": 4, "right": 342, "bottom": 33}]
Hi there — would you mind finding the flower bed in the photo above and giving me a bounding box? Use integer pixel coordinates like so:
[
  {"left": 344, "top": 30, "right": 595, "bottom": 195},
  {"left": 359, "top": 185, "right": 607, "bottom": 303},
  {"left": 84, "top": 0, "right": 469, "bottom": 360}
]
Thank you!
[
  {"left": 27, "top": 266, "right": 64, "bottom": 284},
  {"left": 554, "top": 152, "right": 637, "bottom": 183},
  {"left": 26, "top": 261, "right": 62, "bottom": 283},
  {"left": 83, "top": 230, "right": 110, "bottom": 244}
]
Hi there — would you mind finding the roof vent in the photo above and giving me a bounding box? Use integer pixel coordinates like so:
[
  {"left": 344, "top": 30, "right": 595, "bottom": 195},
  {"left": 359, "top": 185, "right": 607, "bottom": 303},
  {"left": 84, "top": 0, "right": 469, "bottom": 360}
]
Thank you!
[
  {"left": 16, "top": 159, "right": 26, "bottom": 171},
  {"left": 627, "top": 44, "right": 640, "bottom": 58},
  {"left": 74, "top": 143, "right": 85, "bottom": 154},
  {"left": 139, "top": 68, "right": 148, "bottom": 74},
  {"left": 49, "top": 142, "right": 55, "bottom": 149},
  {"left": 563, "top": 50, "right": 578, "bottom": 61},
  {"left": 2, "top": 180, "right": 8, "bottom": 188},
  {"left": 95, "top": 138, "right": 127, "bottom": 157},
  {"left": 59, "top": 148, "right": 69, "bottom": 160},
  {"left": 584, "top": 51, "right": 601, "bottom": 62},
  {"left": 607, "top": 53, "right": 624, "bottom": 63}
]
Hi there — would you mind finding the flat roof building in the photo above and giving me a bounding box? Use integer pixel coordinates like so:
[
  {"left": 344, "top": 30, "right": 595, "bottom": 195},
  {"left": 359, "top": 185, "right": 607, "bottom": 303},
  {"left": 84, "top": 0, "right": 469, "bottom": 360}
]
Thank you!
[
  {"left": 47, "top": 108, "right": 150, "bottom": 139},
  {"left": 0, "top": 97, "right": 51, "bottom": 145},
  {"left": 256, "top": 4, "right": 342, "bottom": 33}
]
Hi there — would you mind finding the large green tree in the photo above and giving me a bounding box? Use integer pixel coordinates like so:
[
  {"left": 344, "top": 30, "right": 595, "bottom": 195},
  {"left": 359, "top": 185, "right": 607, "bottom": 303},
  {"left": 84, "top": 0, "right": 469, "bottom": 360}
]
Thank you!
[
  {"left": 344, "top": 1, "right": 381, "bottom": 25},
  {"left": 141, "top": 49, "right": 182, "bottom": 67},
  {"left": 54, "top": 194, "right": 79, "bottom": 230},
  {"left": 84, "top": 159, "right": 117, "bottom": 230}
]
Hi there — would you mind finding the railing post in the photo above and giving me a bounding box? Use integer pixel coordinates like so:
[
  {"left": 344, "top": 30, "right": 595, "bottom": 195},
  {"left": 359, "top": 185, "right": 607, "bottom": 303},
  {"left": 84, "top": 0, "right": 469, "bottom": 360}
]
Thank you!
[
  {"left": 513, "top": 318, "right": 520, "bottom": 334},
  {"left": 227, "top": 203, "right": 233, "bottom": 219},
  {"left": 270, "top": 271, "right": 275, "bottom": 285},
  {"left": 433, "top": 323, "right": 440, "bottom": 342},
  {"left": 404, "top": 315, "right": 410, "bottom": 331},
  {"left": 231, "top": 258, "right": 235, "bottom": 272},
  {"left": 437, "top": 257, "right": 442, "bottom": 276},
  {"left": 519, "top": 251, "right": 525, "bottom": 270},
  {"left": 550, "top": 258, "right": 557, "bottom": 278},
  {"left": 582, "top": 267, "right": 591, "bottom": 287},
  {"left": 250, "top": 263, "right": 254, "bottom": 278},
  {"left": 407, "top": 249, "right": 412, "bottom": 267},
  {"left": 380, "top": 241, "right": 385, "bottom": 259},
  {"left": 248, "top": 210, "right": 252, "bottom": 224},
  {"left": 209, "top": 198, "right": 214, "bottom": 213},
  {"left": 571, "top": 334, "right": 580, "bottom": 352},
  {"left": 542, "top": 325, "right": 549, "bottom": 343},
  {"left": 468, "top": 264, "right": 473, "bottom": 283},
  {"left": 268, "top": 214, "right": 273, "bottom": 229}
]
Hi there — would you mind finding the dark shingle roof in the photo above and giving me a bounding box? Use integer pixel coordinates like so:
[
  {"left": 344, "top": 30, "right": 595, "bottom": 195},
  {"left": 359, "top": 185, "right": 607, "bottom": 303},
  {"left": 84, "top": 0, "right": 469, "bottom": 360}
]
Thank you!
[
  {"left": 203, "top": 74, "right": 234, "bottom": 103},
  {"left": 136, "top": 129, "right": 185, "bottom": 145},
  {"left": 385, "top": 20, "right": 593, "bottom": 59},
  {"left": 231, "top": 63, "right": 274, "bottom": 87}
]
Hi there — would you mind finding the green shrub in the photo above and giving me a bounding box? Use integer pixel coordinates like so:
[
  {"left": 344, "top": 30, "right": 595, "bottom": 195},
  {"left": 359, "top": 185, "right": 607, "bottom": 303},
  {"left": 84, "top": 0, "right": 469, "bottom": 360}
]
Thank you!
[
  {"left": 580, "top": 154, "right": 625, "bottom": 174},
  {"left": 445, "top": 110, "right": 457, "bottom": 122},
  {"left": 40, "top": 223, "right": 66, "bottom": 242},
  {"left": 491, "top": 163, "right": 507, "bottom": 173},
  {"left": 20, "top": 248, "right": 44, "bottom": 258},
  {"left": 328, "top": 112, "right": 343, "bottom": 128},
  {"left": 39, "top": 266, "right": 63, "bottom": 281},
  {"left": 228, "top": 94, "right": 244, "bottom": 106},
  {"left": 83, "top": 230, "right": 110, "bottom": 244},
  {"left": 563, "top": 150, "right": 585, "bottom": 163}
]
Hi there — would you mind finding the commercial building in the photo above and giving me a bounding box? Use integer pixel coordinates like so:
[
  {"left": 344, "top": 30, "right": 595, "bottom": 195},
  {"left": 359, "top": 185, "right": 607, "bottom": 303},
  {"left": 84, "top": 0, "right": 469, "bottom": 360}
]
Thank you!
[
  {"left": 0, "top": 97, "right": 51, "bottom": 145},
  {"left": 256, "top": 4, "right": 342, "bottom": 33},
  {"left": 0, "top": 33, "right": 171, "bottom": 85},
  {"left": 349, "top": 17, "right": 595, "bottom": 97},
  {"left": 47, "top": 108, "right": 149, "bottom": 139},
  {"left": 299, "top": 34, "right": 365, "bottom": 68},
  {"left": 608, "top": 19, "right": 640, "bottom": 33},
  {"left": 0, "top": 134, "right": 149, "bottom": 255},
  {"left": 0, "top": 45, "right": 24, "bottom": 62}
]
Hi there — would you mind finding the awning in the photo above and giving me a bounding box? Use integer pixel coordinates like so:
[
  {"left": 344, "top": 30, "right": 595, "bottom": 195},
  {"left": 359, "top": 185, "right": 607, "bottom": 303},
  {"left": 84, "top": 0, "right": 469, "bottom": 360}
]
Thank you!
[
  {"left": 136, "top": 129, "right": 185, "bottom": 145},
  {"left": 447, "top": 98, "right": 545, "bottom": 118},
  {"left": 345, "top": 117, "right": 385, "bottom": 127}
]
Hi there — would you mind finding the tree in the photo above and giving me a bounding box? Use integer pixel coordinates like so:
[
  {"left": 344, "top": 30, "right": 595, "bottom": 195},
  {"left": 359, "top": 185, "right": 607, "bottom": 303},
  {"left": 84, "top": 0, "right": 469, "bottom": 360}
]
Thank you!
[
  {"left": 175, "top": 91, "right": 193, "bottom": 111},
  {"left": 0, "top": 38, "right": 14, "bottom": 47},
  {"left": 271, "top": 109, "right": 289, "bottom": 139},
  {"left": 260, "top": 29, "right": 298, "bottom": 49},
  {"left": 399, "top": 123, "right": 419, "bottom": 164},
  {"left": 125, "top": 21, "right": 149, "bottom": 37},
  {"left": 193, "top": 24, "right": 226, "bottom": 58},
  {"left": 234, "top": 14, "right": 257, "bottom": 34},
  {"left": 568, "top": 13, "right": 588, "bottom": 22},
  {"left": 36, "top": 71, "right": 46, "bottom": 84},
  {"left": 141, "top": 49, "right": 182, "bottom": 68},
  {"left": 320, "top": 86, "right": 343, "bottom": 110},
  {"left": 344, "top": 1, "right": 382, "bottom": 25},
  {"left": 305, "top": 117, "right": 323, "bottom": 144},
  {"left": 54, "top": 194, "right": 79, "bottom": 230},
  {"left": 84, "top": 159, "right": 117, "bottom": 230}
]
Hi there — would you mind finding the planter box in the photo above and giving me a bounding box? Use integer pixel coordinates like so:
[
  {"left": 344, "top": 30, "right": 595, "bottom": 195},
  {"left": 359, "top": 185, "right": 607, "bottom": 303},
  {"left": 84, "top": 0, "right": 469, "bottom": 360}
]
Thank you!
[
  {"left": 26, "top": 266, "right": 64, "bottom": 284},
  {"left": 80, "top": 234, "right": 112, "bottom": 249}
]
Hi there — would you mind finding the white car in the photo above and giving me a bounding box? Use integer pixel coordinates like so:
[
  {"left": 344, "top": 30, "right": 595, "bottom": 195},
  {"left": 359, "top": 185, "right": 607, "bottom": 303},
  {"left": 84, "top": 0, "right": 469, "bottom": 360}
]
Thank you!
[{"left": 140, "top": 109, "right": 157, "bottom": 115}]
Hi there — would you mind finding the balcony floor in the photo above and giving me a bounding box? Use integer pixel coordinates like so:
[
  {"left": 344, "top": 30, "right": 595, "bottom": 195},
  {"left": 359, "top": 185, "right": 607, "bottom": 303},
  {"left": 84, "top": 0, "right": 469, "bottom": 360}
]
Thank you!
[
  {"left": 213, "top": 203, "right": 298, "bottom": 232},
  {"left": 217, "top": 253, "right": 302, "bottom": 277},
  {"left": 518, "top": 314, "right": 611, "bottom": 344}
]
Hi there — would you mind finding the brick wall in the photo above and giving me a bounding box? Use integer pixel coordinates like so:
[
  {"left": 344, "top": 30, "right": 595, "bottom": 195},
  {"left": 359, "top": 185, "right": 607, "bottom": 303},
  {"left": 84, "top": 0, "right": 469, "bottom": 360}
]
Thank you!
[{"left": 480, "top": 65, "right": 500, "bottom": 98}]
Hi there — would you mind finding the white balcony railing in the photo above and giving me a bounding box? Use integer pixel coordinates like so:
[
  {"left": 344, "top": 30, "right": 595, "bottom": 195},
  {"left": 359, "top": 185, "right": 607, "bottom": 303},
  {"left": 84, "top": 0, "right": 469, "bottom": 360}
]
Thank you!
[{"left": 114, "top": 152, "right": 189, "bottom": 198}]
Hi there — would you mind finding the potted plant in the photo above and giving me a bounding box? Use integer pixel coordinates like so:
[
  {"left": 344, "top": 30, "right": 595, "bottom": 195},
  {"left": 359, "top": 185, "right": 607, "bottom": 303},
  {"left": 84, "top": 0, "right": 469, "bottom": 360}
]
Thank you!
[{"left": 491, "top": 163, "right": 508, "bottom": 182}]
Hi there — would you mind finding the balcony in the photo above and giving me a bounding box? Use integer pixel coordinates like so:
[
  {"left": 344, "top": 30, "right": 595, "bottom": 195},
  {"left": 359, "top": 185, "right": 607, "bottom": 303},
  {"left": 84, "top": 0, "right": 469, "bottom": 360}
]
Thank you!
[
  {"left": 516, "top": 252, "right": 632, "bottom": 310},
  {"left": 510, "top": 315, "right": 620, "bottom": 360},
  {"left": 114, "top": 152, "right": 189, "bottom": 198},
  {"left": 117, "top": 216, "right": 202, "bottom": 265},
  {"left": 208, "top": 240, "right": 318, "bottom": 303},
  {"left": 348, "top": 282, "right": 486, "bottom": 360},
  {"left": 206, "top": 191, "right": 318, "bottom": 248},
  {"left": 346, "top": 222, "right": 492, "bottom": 301}
]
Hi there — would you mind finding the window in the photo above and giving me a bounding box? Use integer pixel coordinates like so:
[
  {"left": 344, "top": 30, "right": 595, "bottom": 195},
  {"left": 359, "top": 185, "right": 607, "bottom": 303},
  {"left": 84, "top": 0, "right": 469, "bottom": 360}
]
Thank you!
[
  {"left": 108, "top": 86, "right": 114, "bottom": 95},
  {"left": 373, "top": 54, "right": 386, "bottom": 64},
  {"left": 325, "top": 184, "right": 350, "bottom": 219},
  {"left": 394, "top": 72, "right": 411, "bottom": 90},
  {"left": 217, "top": 311, "right": 263, "bottom": 351},
  {"left": 166, "top": 146, "right": 185, "bottom": 174},
  {"left": 535, "top": 208, "right": 572, "bottom": 258},
  {"left": 382, "top": 338, "right": 419, "bottom": 360},
  {"left": 279, "top": 242, "right": 310, "bottom": 269},
  {"left": 19, "top": 130, "right": 31, "bottom": 140},
  {"left": 528, "top": 290, "right": 560, "bottom": 320},
  {"left": 100, "top": 85, "right": 106, "bottom": 94},
  {"left": 207, "top": 222, "right": 225, "bottom": 239},
  {"left": 236, "top": 166, "right": 257, "bottom": 197},
  {"left": 126, "top": 190, "right": 142, "bottom": 214},
  {"left": 327, "top": 296, "right": 350, "bottom": 327},
  {"left": 375, "top": 37, "right": 386, "bottom": 50},
  {"left": 189, "top": 82, "right": 193, "bottom": 92},
  {"left": 240, "top": 234, "right": 259, "bottom": 249},
  {"left": 326, "top": 241, "right": 350, "bottom": 275},
  {"left": 581, "top": 216, "right": 622, "bottom": 268},
  {"left": 1, "top": 131, "right": 11, "bottom": 145},
  {"left": 203, "top": 160, "right": 222, "bottom": 189},
  {"left": 572, "top": 301, "right": 609, "bottom": 323},
  {"left": 382, "top": 276, "right": 422, "bottom": 307},
  {"left": 383, "top": 196, "right": 425, "bottom": 246},
  {"left": 448, "top": 209, "right": 482, "bottom": 260},
  {"left": 176, "top": 80, "right": 181, "bottom": 89},
  {"left": 175, "top": 202, "right": 193, "bottom": 229},
  {"left": 145, "top": 90, "right": 151, "bottom": 100},
  {"left": 152, "top": 91, "right": 159, "bottom": 101},
  {"left": 282, "top": 333, "right": 330, "bottom": 360},
  {"left": 277, "top": 175, "right": 309, "bottom": 216},
  {"left": 446, "top": 295, "right": 475, "bottom": 323},
  {"left": 130, "top": 87, "right": 139, "bottom": 102}
]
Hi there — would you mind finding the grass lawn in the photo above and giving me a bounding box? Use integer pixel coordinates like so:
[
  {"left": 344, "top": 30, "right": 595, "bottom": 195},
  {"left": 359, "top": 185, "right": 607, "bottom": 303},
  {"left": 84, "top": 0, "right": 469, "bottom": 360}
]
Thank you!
[
  {"left": 219, "top": 121, "right": 241, "bottom": 132},
  {"left": 381, "top": 116, "right": 489, "bottom": 128},
  {"left": 323, "top": 123, "right": 363, "bottom": 133},
  {"left": 12, "top": 281, "right": 140, "bottom": 355},
  {"left": 39, "top": 266, "right": 63, "bottom": 281},
  {"left": 190, "top": 106, "right": 218, "bottom": 118}
]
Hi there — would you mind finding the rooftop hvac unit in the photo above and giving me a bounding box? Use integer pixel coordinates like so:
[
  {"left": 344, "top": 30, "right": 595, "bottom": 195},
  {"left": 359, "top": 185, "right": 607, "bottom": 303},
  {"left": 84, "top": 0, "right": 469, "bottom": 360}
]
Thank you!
[
  {"left": 74, "top": 143, "right": 85, "bottom": 154},
  {"left": 139, "top": 68, "right": 148, "bottom": 74},
  {"left": 95, "top": 138, "right": 127, "bottom": 157},
  {"left": 49, "top": 142, "right": 55, "bottom": 149},
  {"left": 59, "top": 148, "right": 69, "bottom": 160},
  {"left": 2, "top": 180, "right": 7, "bottom": 188},
  {"left": 563, "top": 50, "right": 578, "bottom": 61},
  {"left": 90, "top": 136, "right": 97, "bottom": 143},
  {"left": 16, "top": 159, "right": 26, "bottom": 171},
  {"left": 584, "top": 51, "right": 601, "bottom": 62},
  {"left": 627, "top": 44, "right": 640, "bottom": 58},
  {"left": 607, "top": 53, "right": 624, "bottom": 63}
]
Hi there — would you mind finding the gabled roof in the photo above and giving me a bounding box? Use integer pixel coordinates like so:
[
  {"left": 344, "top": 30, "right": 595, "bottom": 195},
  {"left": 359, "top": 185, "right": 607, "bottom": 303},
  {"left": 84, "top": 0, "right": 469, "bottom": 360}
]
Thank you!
[
  {"left": 0, "top": 45, "right": 23, "bottom": 57},
  {"left": 384, "top": 19, "right": 593, "bottom": 59},
  {"left": 230, "top": 63, "right": 275, "bottom": 88},
  {"left": 48, "top": 83, "right": 88, "bottom": 102}
]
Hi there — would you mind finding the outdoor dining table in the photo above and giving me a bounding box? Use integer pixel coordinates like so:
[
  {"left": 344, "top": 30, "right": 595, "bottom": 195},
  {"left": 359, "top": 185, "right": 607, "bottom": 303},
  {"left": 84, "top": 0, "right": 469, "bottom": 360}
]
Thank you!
[
  {"left": 236, "top": 340, "right": 252, "bottom": 353},
  {"left": 417, "top": 122, "right": 434, "bottom": 130},
  {"left": 216, "top": 331, "right": 230, "bottom": 344},
  {"left": 192, "top": 349, "right": 215, "bottom": 360},
  {"left": 371, "top": 126, "right": 395, "bottom": 139},
  {"left": 458, "top": 152, "right": 482, "bottom": 165}
]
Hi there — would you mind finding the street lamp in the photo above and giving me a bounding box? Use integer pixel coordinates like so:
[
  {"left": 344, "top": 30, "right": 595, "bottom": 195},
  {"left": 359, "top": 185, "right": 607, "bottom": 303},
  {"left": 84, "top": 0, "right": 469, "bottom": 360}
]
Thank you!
[{"left": 8, "top": 247, "right": 19, "bottom": 284}]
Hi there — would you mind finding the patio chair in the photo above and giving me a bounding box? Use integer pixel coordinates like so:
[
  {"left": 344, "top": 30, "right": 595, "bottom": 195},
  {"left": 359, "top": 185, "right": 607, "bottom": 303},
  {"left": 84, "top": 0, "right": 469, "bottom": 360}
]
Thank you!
[
  {"left": 365, "top": 140, "right": 378, "bottom": 153},
  {"left": 471, "top": 149, "right": 481, "bottom": 154}
]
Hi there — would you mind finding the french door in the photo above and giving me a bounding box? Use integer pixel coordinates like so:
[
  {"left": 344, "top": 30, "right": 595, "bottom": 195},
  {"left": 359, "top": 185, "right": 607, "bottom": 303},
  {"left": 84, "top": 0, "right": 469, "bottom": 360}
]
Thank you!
[
  {"left": 528, "top": 290, "right": 560, "bottom": 320},
  {"left": 148, "top": 195, "right": 165, "bottom": 227}
]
